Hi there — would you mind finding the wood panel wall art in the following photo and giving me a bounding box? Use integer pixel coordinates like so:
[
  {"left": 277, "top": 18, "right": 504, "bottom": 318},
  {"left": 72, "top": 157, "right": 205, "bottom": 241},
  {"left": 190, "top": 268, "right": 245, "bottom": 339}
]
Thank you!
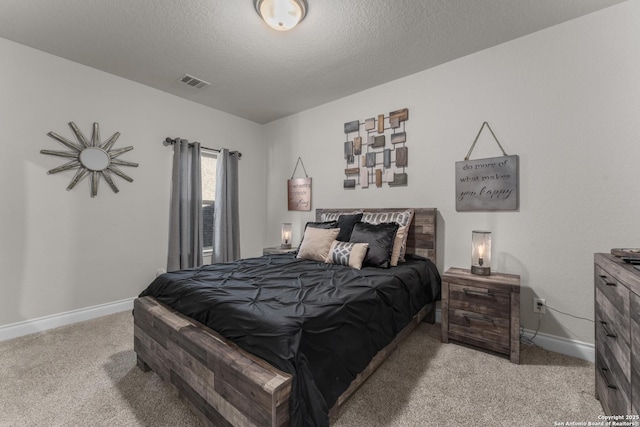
[{"left": 342, "top": 108, "right": 409, "bottom": 189}]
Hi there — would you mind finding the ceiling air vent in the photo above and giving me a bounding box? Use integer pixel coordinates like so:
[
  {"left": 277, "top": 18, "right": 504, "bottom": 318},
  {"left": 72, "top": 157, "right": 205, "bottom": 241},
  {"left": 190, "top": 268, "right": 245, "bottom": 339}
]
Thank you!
[{"left": 179, "top": 74, "right": 211, "bottom": 89}]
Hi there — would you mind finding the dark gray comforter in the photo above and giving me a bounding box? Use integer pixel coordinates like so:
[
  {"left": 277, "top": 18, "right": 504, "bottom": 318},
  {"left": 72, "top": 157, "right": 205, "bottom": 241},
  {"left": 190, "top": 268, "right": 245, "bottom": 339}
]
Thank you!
[{"left": 139, "top": 254, "right": 440, "bottom": 427}]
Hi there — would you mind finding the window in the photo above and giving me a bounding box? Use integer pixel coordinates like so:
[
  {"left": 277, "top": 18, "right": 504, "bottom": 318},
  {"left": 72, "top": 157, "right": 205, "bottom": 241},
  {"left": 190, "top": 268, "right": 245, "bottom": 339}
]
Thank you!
[{"left": 201, "top": 150, "right": 217, "bottom": 252}]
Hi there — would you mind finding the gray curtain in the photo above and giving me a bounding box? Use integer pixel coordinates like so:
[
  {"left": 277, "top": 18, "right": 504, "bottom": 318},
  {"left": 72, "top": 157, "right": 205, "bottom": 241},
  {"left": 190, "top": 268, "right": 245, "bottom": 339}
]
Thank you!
[
  {"left": 167, "top": 139, "right": 203, "bottom": 271},
  {"left": 212, "top": 148, "right": 240, "bottom": 263}
]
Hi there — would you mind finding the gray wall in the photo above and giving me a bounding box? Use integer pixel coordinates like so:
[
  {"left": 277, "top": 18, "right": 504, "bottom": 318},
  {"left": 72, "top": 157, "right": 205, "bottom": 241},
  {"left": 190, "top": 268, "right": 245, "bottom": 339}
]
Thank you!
[
  {"left": 262, "top": 2, "right": 640, "bottom": 345},
  {"left": 0, "top": 37, "right": 267, "bottom": 325}
]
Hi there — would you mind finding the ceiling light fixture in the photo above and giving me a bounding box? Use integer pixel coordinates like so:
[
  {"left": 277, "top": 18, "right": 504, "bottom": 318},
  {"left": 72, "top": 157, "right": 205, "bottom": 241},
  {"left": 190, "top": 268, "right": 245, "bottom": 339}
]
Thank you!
[{"left": 255, "top": 0, "right": 307, "bottom": 31}]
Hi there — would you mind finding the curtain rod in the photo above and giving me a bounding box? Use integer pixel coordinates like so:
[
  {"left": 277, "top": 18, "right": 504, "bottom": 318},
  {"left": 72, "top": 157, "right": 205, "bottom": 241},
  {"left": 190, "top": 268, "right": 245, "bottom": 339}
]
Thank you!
[{"left": 163, "top": 138, "right": 242, "bottom": 158}]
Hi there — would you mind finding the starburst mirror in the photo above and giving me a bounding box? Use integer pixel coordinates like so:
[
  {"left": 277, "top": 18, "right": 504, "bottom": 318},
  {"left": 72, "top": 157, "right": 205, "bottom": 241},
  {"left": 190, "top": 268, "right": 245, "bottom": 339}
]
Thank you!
[{"left": 41, "top": 122, "right": 138, "bottom": 197}]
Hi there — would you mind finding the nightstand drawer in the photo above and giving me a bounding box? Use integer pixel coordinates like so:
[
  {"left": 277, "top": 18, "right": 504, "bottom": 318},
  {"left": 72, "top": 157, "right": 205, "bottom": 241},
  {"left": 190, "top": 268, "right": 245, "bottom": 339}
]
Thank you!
[
  {"left": 449, "top": 283, "right": 510, "bottom": 318},
  {"left": 448, "top": 308, "right": 510, "bottom": 347}
]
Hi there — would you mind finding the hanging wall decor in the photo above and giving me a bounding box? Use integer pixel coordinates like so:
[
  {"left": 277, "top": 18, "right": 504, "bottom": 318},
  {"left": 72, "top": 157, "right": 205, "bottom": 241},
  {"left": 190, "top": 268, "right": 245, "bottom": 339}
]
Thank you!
[
  {"left": 287, "top": 157, "right": 312, "bottom": 211},
  {"left": 455, "top": 122, "right": 519, "bottom": 211},
  {"left": 342, "top": 108, "right": 409, "bottom": 189},
  {"left": 41, "top": 122, "right": 138, "bottom": 198}
]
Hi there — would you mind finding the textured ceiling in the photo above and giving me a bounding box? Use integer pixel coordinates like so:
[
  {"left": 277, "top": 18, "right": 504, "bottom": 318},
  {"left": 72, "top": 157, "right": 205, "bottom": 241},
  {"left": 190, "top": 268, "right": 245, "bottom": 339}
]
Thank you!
[{"left": 0, "top": 0, "right": 626, "bottom": 124}]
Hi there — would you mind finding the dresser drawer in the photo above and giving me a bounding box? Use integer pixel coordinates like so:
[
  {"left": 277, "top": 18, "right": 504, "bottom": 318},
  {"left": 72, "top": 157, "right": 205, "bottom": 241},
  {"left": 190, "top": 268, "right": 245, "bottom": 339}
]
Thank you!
[
  {"left": 595, "top": 263, "right": 631, "bottom": 386},
  {"left": 631, "top": 292, "right": 640, "bottom": 414},
  {"left": 448, "top": 283, "right": 510, "bottom": 318},
  {"left": 596, "top": 309, "right": 631, "bottom": 385},
  {"left": 596, "top": 343, "right": 631, "bottom": 416},
  {"left": 596, "top": 265, "right": 630, "bottom": 320},
  {"left": 595, "top": 286, "right": 631, "bottom": 377},
  {"left": 448, "top": 308, "right": 510, "bottom": 347}
]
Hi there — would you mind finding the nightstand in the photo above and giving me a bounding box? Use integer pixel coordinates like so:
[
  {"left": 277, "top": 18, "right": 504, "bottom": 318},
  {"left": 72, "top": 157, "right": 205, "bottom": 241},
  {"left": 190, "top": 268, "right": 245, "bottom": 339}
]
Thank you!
[
  {"left": 263, "top": 246, "right": 297, "bottom": 255},
  {"left": 441, "top": 267, "right": 521, "bottom": 364}
]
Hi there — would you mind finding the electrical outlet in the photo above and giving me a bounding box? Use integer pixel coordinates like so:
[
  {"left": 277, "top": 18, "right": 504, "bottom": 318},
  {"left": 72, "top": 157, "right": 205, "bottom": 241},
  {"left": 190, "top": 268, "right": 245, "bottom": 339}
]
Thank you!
[{"left": 533, "top": 298, "right": 546, "bottom": 314}]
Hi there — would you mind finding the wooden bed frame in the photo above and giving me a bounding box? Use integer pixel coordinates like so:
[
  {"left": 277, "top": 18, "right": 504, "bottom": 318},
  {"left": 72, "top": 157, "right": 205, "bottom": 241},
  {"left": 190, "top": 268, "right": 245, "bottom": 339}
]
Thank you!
[{"left": 134, "top": 208, "right": 437, "bottom": 427}]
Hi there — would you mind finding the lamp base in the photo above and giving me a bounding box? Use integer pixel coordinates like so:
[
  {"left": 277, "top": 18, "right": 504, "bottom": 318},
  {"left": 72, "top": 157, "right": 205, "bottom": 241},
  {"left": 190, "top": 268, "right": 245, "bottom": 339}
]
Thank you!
[
  {"left": 471, "top": 265, "right": 491, "bottom": 276},
  {"left": 281, "top": 244, "right": 292, "bottom": 249}
]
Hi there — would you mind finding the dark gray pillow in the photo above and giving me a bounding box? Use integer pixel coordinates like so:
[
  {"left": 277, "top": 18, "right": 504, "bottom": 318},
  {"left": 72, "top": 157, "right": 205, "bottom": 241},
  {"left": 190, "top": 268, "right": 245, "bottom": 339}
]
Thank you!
[
  {"left": 349, "top": 222, "right": 399, "bottom": 268},
  {"left": 336, "top": 213, "right": 363, "bottom": 242},
  {"left": 305, "top": 220, "right": 338, "bottom": 230}
]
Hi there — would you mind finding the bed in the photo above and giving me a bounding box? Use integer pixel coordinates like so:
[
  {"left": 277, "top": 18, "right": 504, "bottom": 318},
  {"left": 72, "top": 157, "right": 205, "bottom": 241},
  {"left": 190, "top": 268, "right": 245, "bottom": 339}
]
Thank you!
[{"left": 134, "top": 208, "right": 439, "bottom": 427}]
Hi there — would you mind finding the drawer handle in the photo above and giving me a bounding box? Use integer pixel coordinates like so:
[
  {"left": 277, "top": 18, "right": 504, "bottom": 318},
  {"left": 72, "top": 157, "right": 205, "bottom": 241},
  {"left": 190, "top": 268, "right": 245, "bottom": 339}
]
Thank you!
[
  {"left": 464, "top": 314, "right": 494, "bottom": 324},
  {"left": 600, "top": 321, "right": 617, "bottom": 339},
  {"left": 463, "top": 288, "right": 493, "bottom": 297},
  {"left": 599, "top": 275, "right": 617, "bottom": 286},
  {"left": 600, "top": 367, "right": 618, "bottom": 390}
]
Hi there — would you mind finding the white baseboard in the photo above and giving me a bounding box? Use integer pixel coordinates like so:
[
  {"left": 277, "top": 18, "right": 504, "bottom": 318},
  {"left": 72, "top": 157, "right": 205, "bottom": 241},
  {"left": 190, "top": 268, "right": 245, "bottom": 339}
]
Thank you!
[
  {"left": 521, "top": 328, "right": 594, "bottom": 362},
  {"left": 434, "top": 308, "right": 594, "bottom": 362},
  {"left": 0, "top": 297, "right": 135, "bottom": 342}
]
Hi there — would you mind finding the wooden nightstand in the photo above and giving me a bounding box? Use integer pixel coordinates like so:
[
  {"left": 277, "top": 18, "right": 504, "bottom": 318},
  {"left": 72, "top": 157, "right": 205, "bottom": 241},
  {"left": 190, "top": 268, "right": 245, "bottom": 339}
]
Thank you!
[
  {"left": 441, "top": 267, "right": 521, "bottom": 364},
  {"left": 263, "top": 246, "right": 297, "bottom": 255}
]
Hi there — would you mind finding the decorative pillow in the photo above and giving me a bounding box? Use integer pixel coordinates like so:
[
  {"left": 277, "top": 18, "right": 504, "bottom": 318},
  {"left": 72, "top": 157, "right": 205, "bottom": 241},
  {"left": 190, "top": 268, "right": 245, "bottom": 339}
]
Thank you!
[
  {"left": 294, "top": 221, "right": 338, "bottom": 254},
  {"left": 297, "top": 227, "right": 340, "bottom": 262},
  {"left": 325, "top": 241, "right": 369, "bottom": 270},
  {"left": 304, "top": 220, "right": 338, "bottom": 230},
  {"left": 389, "top": 225, "right": 408, "bottom": 267},
  {"left": 362, "top": 209, "right": 415, "bottom": 265},
  {"left": 320, "top": 210, "right": 362, "bottom": 222},
  {"left": 349, "top": 222, "right": 399, "bottom": 269},
  {"left": 336, "top": 213, "right": 363, "bottom": 242}
]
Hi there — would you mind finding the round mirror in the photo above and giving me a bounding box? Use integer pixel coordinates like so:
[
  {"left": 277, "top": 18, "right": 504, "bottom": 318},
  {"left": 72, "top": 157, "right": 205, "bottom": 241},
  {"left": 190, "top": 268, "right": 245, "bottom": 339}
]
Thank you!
[{"left": 79, "top": 147, "right": 110, "bottom": 171}]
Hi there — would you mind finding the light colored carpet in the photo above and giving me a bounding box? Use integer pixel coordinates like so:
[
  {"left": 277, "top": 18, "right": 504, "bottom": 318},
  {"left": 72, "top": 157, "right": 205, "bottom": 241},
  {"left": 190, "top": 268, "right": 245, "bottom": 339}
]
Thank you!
[{"left": 0, "top": 311, "right": 603, "bottom": 426}]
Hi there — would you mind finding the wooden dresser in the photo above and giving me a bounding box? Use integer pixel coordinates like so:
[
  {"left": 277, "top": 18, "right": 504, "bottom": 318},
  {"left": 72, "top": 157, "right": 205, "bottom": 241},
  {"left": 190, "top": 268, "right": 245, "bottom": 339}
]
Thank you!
[
  {"left": 594, "top": 253, "right": 640, "bottom": 415},
  {"left": 441, "top": 267, "right": 521, "bottom": 364}
]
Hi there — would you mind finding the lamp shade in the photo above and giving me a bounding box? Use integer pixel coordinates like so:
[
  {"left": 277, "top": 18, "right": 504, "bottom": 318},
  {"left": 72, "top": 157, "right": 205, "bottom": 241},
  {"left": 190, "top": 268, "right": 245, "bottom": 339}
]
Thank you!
[
  {"left": 471, "top": 231, "right": 491, "bottom": 275},
  {"left": 281, "top": 223, "right": 292, "bottom": 249},
  {"left": 255, "top": 0, "right": 307, "bottom": 31}
]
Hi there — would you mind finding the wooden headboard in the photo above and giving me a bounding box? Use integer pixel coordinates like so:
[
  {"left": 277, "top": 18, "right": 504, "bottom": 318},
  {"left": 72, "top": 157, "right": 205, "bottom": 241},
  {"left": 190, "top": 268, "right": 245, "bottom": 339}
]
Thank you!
[{"left": 315, "top": 208, "right": 437, "bottom": 264}]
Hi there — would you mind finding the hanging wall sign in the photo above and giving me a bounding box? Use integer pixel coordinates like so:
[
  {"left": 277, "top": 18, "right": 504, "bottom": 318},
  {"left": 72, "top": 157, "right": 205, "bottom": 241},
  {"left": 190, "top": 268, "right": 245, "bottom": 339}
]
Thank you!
[
  {"left": 455, "top": 122, "right": 519, "bottom": 211},
  {"left": 288, "top": 157, "right": 312, "bottom": 211}
]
